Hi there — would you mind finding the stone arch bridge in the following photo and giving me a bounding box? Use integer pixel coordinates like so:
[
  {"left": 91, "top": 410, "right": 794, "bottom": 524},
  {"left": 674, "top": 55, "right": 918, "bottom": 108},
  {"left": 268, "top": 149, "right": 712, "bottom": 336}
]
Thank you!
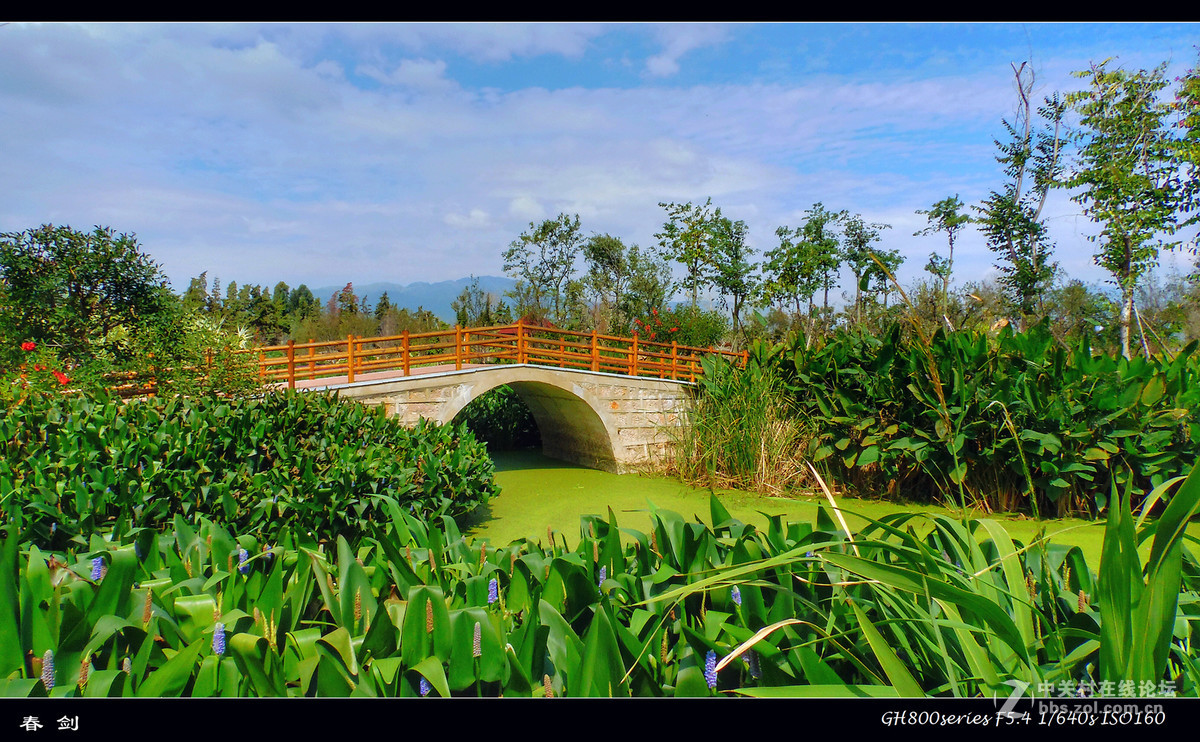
[{"left": 247, "top": 323, "right": 746, "bottom": 473}]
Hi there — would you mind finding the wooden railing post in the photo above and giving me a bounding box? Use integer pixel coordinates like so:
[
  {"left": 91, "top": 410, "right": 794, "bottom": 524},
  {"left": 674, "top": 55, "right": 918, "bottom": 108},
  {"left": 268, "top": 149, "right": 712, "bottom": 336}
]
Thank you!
[
  {"left": 346, "top": 334, "right": 355, "bottom": 383},
  {"left": 455, "top": 325, "right": 463, "bottom": 371},
  {"left": 742, "top": 349, "right": 749, "bottom": 368},
  {"left": 402, "top": 330, "right": 410, "bottom": 376},
  {"left": 631, "top": 334, "right": 639, "bottom": 377},
  {"left": 258, "top": 350, "right": 265, "bottom": 382},
  {"left": 671, "top": 341, "right": 678, "bottom": 381},
  {"left": 516, "top": 320, "right": 526, "bottom": 364},
  {"left": 286, "top": 339, "right": 296, "bottom": 390},
  {"left": 307, "top": 339, "right": 316, "bottom": 379},
  {"left": 591, "top": 330, "right": 599, "bottom": 372}
]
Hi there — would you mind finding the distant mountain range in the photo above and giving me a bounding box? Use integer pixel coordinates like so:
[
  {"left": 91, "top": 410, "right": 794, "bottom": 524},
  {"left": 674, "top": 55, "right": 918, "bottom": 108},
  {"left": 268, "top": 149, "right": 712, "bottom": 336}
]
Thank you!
[{"left": 311, "top": 276, "right": 516, "bottom": 323}]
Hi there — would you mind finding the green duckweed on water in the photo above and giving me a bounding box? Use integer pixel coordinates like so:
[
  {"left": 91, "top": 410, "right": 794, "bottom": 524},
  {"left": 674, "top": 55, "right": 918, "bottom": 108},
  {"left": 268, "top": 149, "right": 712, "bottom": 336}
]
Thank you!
[{"left": 460, "top": 450, "right": 1115, "bottom": 564}]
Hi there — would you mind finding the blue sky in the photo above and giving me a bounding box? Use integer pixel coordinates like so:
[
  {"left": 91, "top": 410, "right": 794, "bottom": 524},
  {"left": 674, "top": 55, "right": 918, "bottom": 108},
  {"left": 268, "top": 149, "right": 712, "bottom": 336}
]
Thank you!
[{"left": 2, "top": 22, "right": 1197, "bottom": 304}]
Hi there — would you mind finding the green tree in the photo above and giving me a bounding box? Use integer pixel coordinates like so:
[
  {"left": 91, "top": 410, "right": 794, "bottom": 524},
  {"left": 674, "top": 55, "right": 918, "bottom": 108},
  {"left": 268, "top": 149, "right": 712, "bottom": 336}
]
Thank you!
[
  {"left": 618, "top": 245, "right": 675, "bottom": 335},
  {"left": 182, "top": 272, "right": 210, "bottom": 313},
  {"left": 503, "top": 213, "right": 583, "bottom": 325},
  {"left": 287, "top": 284, "right": 319, "bottom": 322},
  {"left": 223, "top": 281, "right": 242, "bottom": 322},
  {"left": 0, "top": 224, "right": 177, "bottom": 367},
  {"left": 208, "top": 276, "right": 223, "bottom": 315},
  {"left": 271, "top": 281, "right": 290, "bottom": 314},
  {"left": 915, "top": 195, "right": 971, "bottom": 321},
  {"left": 655, "top": 198, "right": 721, "bottom": 308},
  {"left": 839, "top": 214, "right": 892, "bottom": 325},
  {"left": 1065, "top": 59, "right": 1183, "bottom": 358},
  {"left": 763, "top": 204, "right": 843, "bottom": 335},
  {"left": 976, "top": 62, "right": 1065, "bottom": 326},
  {"left": 864, "top": 247, "right": 906, "bottom": 310},
  {"left": 1045, "top": 278, "right": 1118, "bottom": 350},
  {"left": 707, "top": 215, "right": 758, "bottom": 338},
  {"left": 582, "top": 234, "right": 630, "bottom": 333},
  {"left": 336, "top": 283, "right": 359, "bottom": 316},
  {"left": 452, "top": 276, "right": 495, "bottom": 327},
  {"left": 374, "top": 291, "right": 394, "bottom": 322}
]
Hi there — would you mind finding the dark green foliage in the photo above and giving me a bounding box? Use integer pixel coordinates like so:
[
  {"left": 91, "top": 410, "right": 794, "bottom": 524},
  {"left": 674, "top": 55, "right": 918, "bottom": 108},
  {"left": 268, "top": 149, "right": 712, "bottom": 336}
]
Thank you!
[
  {"left": 453, "top": 385, "right": 539, "bottom": 451},
  {"left": 658, "top": 303, "right": 727, "bottom": 349},
  {"left": 0, "top": 225, "right": 178, "bottom": 369},
  {"left": 0, "top": 390, "right": 498, "bottom": 547},
  {"left": 746, "top": 322, "right": 1200, "bottom": 516}
]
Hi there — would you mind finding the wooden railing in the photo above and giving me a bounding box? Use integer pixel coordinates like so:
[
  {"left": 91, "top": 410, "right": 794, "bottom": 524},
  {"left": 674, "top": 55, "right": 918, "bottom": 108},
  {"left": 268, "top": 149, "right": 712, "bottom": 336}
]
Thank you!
[{"left": 242, "top": 322, "right": 747, "bottom": 390}]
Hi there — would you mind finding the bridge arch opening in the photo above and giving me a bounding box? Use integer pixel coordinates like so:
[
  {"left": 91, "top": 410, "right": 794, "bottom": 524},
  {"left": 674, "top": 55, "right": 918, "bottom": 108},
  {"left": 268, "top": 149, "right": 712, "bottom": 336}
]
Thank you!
[
  {"left": 447, "top": 378, "right": 620, "bottom": 473},
  {"left": 454, "top": 384, "right": 541, "bottom": 452}
]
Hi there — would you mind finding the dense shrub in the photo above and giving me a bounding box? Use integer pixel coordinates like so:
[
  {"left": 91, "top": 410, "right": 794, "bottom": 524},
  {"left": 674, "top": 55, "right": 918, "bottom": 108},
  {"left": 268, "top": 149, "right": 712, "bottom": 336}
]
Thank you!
[
  {"left": 661, "top": 303, "right": 728, "bottom": 348},
  {"left": 0, "top": 389, "right": 498, "bottom": 546},
  {"left": 748, "top": 321, "right": 1200, "bottom": 516}
]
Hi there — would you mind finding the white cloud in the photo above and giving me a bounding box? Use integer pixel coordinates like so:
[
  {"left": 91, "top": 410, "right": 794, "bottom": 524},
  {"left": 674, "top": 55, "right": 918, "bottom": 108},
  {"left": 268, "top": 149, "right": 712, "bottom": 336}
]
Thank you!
[
  {"left": 444, "top": 209, "right": 491, "bottom": 229},
  {"left": 644, "top": 24, "right": 729, "bottom": 77},
  {"left": 356, "top": 58, "right": 455, "bottom": 90},
  {"left": 346, "top": 23, "right": 609, "bottom": 63},
  {"left": 508, "top": 196, "right": 545, "bottom": 222}
]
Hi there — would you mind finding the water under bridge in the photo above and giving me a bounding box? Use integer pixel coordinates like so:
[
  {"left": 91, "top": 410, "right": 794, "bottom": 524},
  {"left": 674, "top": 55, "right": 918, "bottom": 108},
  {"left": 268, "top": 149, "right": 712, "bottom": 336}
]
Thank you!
[{"left": 247, "top": 322, "right": 746, "bottom": 473}]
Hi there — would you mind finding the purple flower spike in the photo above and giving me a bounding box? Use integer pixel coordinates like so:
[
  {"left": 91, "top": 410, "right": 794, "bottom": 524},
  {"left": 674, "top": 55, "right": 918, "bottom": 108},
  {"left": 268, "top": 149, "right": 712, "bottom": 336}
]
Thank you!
[
  {"left": 731, "top": 585, "right": 742, "bottom": 606},
  {"left": 237, "top": 548, "right": 250, "bottom": 575},
  {"left": 91, "top": 557, "right": 104, "bottom": 581},
  {"left": 419, "top": 677, "right": 431, "bottom": 696},
  {"left": 704, "top": 649, "right": 718, "bottom": 689},
  {"left": 487, "top": 578, "right": 499, "bottom": 605},
  {"left": 597, "top": 566, "right": 607, "bottom": 588},
  {"left": 213, "top": 623, "right": 226, "bottom": 656}
]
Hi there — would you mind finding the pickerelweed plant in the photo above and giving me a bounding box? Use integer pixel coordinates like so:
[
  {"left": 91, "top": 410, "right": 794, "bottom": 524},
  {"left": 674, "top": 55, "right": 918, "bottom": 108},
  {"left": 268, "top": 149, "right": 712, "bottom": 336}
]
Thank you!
[
  {"left": 0, "top": 388, "right": 499, "bottom": 548},
  {"left": 2, "top": 457, "right": 1197, "bottom": 697}
]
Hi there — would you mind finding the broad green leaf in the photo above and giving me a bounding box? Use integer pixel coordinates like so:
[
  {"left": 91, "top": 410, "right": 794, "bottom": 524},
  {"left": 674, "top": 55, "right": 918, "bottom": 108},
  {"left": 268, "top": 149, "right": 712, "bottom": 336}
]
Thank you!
[
  {"left": 849, "top": 601, "right": 924, "bottom": 697},
  {"left": 136, "top": 637, "right": 205, "bottom": 697}
]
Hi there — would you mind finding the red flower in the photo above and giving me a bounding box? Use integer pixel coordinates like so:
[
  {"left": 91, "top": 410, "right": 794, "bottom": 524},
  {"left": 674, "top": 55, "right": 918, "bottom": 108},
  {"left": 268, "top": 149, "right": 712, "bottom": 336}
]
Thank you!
[
  {"left": 21, "top": 342, "right": 36, "bottom": 352},
  {"left": 53, "top": 371, "right": 69, "bottom": 385},
  {"left": 670, "top": 327, "right": 679, "bottom": 332},
  {"left": 34, "top": 364, "right": 44, "bottom": 371}
]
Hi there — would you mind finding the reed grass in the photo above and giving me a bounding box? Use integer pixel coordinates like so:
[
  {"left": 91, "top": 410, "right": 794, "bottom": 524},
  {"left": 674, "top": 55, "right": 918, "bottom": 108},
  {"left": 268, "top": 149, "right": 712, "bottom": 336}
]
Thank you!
[{"left": 665, "top": 356, "right": 810, "bottom": 496}]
